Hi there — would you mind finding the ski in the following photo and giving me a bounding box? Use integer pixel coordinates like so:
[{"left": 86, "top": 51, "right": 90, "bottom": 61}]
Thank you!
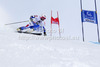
[
  {"left": 17, "top": 31, "right": 42, "bottom": 35},
  {"left": 23, "top": 32, "right": 42, "bottom": 35}
]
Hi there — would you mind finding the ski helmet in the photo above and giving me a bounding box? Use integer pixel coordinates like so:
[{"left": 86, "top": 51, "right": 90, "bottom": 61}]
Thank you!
[{"left": 40, "top": 14, "right": 46, "bottom": 19}]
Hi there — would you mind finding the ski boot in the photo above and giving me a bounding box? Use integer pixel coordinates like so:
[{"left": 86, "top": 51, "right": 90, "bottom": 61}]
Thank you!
[{"left": 17, "top": 27, "right": 22, "bottom": 33}]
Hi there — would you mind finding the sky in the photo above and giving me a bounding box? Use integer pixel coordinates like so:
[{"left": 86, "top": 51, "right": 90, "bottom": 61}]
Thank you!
[{"left": 0, "top": 0, "right": 100, "bottom": 42}]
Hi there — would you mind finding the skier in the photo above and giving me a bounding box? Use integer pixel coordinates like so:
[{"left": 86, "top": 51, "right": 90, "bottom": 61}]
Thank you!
[{"left": 17, "top": 14, "right": 47, "bottom": 36}]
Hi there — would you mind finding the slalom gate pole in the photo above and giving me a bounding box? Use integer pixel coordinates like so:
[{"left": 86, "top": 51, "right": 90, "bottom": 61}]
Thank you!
[
  {"left": 57, "top": 11, "right": 61, "bottom": 37},
  {"left": 51, "top": 10, "right": 52, "bottom": 36},
  {"left": 94, "top": 0, "right": 100, "bottom": 42},
  {"left": 80, "top": 0, "right": 85, "bottom": 42}
]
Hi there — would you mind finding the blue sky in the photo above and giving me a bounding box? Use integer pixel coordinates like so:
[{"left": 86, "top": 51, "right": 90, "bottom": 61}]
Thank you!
[{"left": 0, "top": 0, "right": 100, "bottom": 42}]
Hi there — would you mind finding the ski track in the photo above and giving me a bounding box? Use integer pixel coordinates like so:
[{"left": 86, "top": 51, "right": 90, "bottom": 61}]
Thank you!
[{"left": 0, "top": 31, "right": 100, "bottom": 67}]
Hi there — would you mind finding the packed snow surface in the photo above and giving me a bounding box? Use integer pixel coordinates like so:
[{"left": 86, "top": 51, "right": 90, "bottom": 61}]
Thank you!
[{"left": 0, "top": 30, "right": 100, "bottom": 67}]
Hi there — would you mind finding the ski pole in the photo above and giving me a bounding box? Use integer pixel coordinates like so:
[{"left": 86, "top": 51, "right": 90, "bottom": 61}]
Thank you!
[{"left": 5, "top": 20, "right": 29, "bottom": 25}]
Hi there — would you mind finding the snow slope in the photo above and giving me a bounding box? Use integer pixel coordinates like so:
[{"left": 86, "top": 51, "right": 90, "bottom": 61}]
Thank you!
[{"left": 0, "top": 30, "right": 100, "bottom": 67}]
